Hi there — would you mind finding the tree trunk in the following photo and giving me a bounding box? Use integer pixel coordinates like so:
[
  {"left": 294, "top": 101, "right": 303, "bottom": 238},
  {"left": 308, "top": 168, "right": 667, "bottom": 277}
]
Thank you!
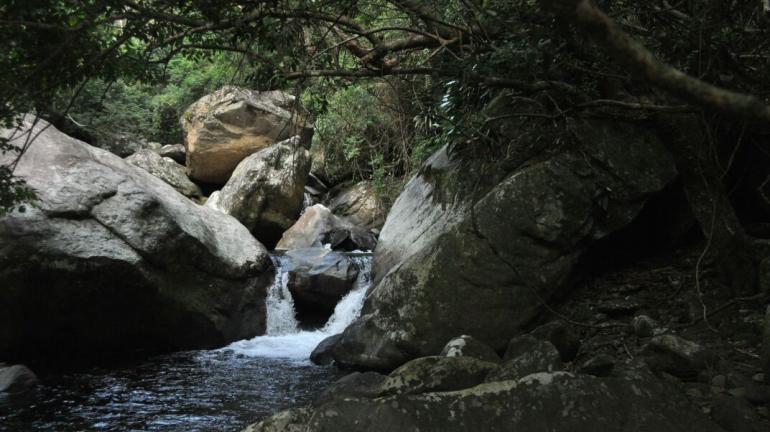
[{"left": 654, "top": 113, "right": 757, "bottom": 294}]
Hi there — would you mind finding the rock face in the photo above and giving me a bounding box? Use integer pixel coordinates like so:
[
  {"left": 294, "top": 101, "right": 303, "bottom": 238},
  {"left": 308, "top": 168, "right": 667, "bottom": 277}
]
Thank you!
[
  {"left": 0, "top": 117, "right": 273, "bottom": 362},
  {"left": 276, "top": 204, "right": 377, "bottom": 252},
  {"left": 487, "top": 336, "right": 563, "bottom": 382},
  {"left": 0, "top": 364, "right": 38, "bottom": 393},
  {"left": 379, "top": 356, "right": 497, "bottom": 396},
  {"left": 125, "top": 149, "right": 202, "bottom": 198},
  {"left": 310, "top": 334, "right": 343, "bottom": 366},
  {"left": 212, "top": 136, "right": 310, "bottom": 248},
  {"left": 332, "top": 117, "right": 678, "bottom": 370},
  {"left": 181, "top": 86, "right": 312, "bottom": 184},
  {"left": 283, "top": 248, "right": 359, "bottom": 325},
  {"left": 246, "top": 367, "right": 724, "bottom": 432},
  {"left": 326, "top": 181, "right": 386, "bottom": 229}
]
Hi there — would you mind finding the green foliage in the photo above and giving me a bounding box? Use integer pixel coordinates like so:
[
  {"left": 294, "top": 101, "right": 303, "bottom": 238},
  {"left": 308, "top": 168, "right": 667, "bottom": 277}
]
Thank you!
[
  {"left": 60, "top": 52, "right": 254, "bottom": 144},
  {"left": 308, "top": 79, "right": 442, "bottom": 204}
]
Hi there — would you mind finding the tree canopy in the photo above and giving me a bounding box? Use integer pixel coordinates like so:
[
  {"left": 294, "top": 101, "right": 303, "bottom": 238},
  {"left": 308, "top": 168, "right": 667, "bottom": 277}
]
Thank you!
[{"left": 3, "top": 0, "right": 770, "bottom": 213}]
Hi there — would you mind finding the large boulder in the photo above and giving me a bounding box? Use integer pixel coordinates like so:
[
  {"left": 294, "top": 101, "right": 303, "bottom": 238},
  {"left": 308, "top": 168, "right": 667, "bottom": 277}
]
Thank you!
[
  {"left": 212, "top": 136, "right": 310, "bottom": 248},
  {"left": 326, "top": 181, "right": 386, "bottom": 229},
  {"left": 125, "top": 149, "right": 202, "bottom": 198},
  {"left": 245, "top": 367, "right": 724, "bottom": 432},
  {"left": 282, "top": 248, "right": 359, "bottom": 326},
  {"left": 181, "top": 86, "right": 313, "bottom": 184},
  {"left": 276, "top": 204, "right": 377, "bottom": 252},
  {"left": 332, "top": 117, "right": 677, "bottom": 370},
  {"left": 0, "top": 117, "right": 273, "bottom": 363}
]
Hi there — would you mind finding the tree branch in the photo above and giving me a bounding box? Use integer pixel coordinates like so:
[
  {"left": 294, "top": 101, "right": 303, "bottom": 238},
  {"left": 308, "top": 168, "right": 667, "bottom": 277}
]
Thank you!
[{"left": 541, "top": 0, "right": 770, "bottom": 124}]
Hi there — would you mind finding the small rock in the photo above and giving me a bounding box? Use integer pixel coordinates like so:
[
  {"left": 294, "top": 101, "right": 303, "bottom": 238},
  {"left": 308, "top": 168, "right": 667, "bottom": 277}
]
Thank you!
[
  {"left": 578, "top": 353, "right": 615, "bottom": 377},
  {"left": 711, "top": 394, "right": 760, "bottom": 432},
  {"left": 0, "top": 364, "right": 38, "bottom": 394},
  {"left": 643, "top": 334, "right": 715, "bottom": 380},
  {"left": 597, "top": 298, "right": 643, "bottom": 317},
  {"left": 439, "top": 335, "right": 501, "bottom": 363},
  {"left": 712, "top": 374, "right": 727, "bottom": 388},
  {"left": 527, "top": 320, "right": 581, "bottom": 361},
  {"left": 157, "top": 143, "right": 186, "bottom": 164},
  {"left": 310, "top": 334, "right": 342, "bottom": 366},
  {"left": 487, "top": 337, "right": 563, "bottom": 382},
  {"left": 632, "top": 314, "right": 658, "bottom": 338},
  {"left": 752, "top": 373, "right": 765, "bottom": 383}
]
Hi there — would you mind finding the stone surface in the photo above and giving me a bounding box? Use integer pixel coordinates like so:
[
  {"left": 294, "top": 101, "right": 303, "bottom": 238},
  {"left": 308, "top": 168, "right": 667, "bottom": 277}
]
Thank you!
[
  {"left": 326, "top": 181, "right": 386, "bottom": 229},
  {"left": 378, "top": 356, "right": 498, "bottom": 396},
  {"left": 0, "top": 364, "right": 38, "bottom": 393},
  {"left": 310, "top": 334, "right": 343, "bottom": 366},
  {"left": 283, "top": 248, "right": 359, "bottom": 325},
  {"left": 440, "top": 335, "right": 501, "bottom": 363},
  {"left": 760, "top": 305, "right": 770, "bottom": 383},
  {"left": 125, "top": 149, "right": 202, "bottom": 198},
  {"left": 633, "top": 314, "right": 658, "bottom": 338},
  {"left": 643, "top": 334, "right": 716, "bottom": 380},
  {"left": 333, "top": 117, "right": 677, "bottom": 370},
  {"left": 181, "top": 86, "right": 312, "bottom": 184},
  {"left": 486, "top": 336, "right": 563, "bottom": 382},
  {"left": 245, "top": 368, "right": 725, "bottom": 432},
  {"left": 212, "top": 136, "right": 310, "bottom": 248},
  {"left": 578, "top": 354, "right": 616, "bottom": 377},
  {"left": 711, "top": 394, "right": 761, "bottom": 432},
  {"left": 0, "top": 117, "right": 272, "bottom": 362},
  {"left": 157, "top": 143, "right": 186, "bottom": 165},
  {"left": 275, "top": 204, "right": 377, "bottom": 252},
  {"left": 528, "top": 320, "right": 581, "bottom": 361}
]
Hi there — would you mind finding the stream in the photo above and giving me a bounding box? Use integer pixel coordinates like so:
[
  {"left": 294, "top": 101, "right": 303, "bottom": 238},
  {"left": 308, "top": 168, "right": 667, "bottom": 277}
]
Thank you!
[{"left": 0, "top": 253, "right": 372, "bottom": 432}]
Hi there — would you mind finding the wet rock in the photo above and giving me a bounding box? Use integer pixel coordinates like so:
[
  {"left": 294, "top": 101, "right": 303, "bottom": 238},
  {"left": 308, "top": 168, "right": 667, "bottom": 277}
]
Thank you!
[
  {"left": 379, "top": 356, "right": 498, "bottom": 396},
  {"left": 578, "top": 354, "right": 615, "bottom": 377},
  {"left": 283, "top": 248, "right": 359, "bottom": 325},
  {"left": 632, "top": 314, "right": 658, "bottom": 338},
  {"left": 333, "top": 116, "right": 677, "bottom": 370},
  {"left": 181, "top": 86, "right": 312, "bottom": 184},
  {"left": 0, "top": 116, "right": 272, "bottom": 362},
  {"left": 157, "top": 143, "right": 186, "bottom": 165},
  {"left": 212, "top": 136, "right": 310, "bottom": 248},
  {"left": 310, "top": 334, "right": 342, "bottom": 366},
  {"left": 326, "top": 181, "right": 386, "bottom": 229},
  {"left": 246, "top": 368, "right": 725, "bottom": 432},
  {"left": 275, "top": 204, "right": 377, "bottom": 252},
  {"left": 528, "top": 320, "right": 581, "bottom": 361},
  {"left": 487, "top": 336, "right": 563, "bottom": 382},
  {"left": 0, "top": 364, "right": 38, "bottom": 393},
  {"left": 712, "top": 394, "right": 761, "bottom": 432},
  {"left": 440, "top": 335, "right": 501, "bottom": 363},
  {"left": 643, "top": 335, "right": 715, "bottom": 380},
  {"left": 125, "top": 149, "right": 202, "bottom": 198}
]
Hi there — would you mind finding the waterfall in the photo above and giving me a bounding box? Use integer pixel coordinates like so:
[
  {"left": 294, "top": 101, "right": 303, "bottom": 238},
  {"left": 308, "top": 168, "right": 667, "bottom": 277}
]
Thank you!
[
  {"left": 223, "top": 253, "right": 372, "bottom": 361},
  {"left": 264, "top": 255, "right": 300, "bottom": 335}
]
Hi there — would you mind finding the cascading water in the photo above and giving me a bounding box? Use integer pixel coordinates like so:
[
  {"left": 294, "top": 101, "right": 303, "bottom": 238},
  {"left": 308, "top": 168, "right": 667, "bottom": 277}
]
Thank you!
[{"left": 224, "top": 253, "right": 372, "bottom": 360}]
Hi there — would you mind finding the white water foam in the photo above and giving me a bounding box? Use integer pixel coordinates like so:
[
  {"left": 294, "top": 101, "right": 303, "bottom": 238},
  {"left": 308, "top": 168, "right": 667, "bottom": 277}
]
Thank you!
[{"left": 223, "top": 254, "right": 371, "bottom": 361}]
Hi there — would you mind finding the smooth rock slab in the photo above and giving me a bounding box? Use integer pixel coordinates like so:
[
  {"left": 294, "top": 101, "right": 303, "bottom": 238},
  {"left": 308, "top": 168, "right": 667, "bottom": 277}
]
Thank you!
[{"left": 246, "top": 368, "right": 725, "bottom": 432}]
